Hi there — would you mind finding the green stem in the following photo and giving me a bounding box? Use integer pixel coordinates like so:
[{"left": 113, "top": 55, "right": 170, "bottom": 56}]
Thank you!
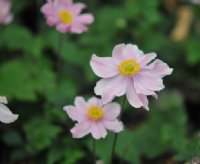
[
  {"left": 56, "top": 34, "right": 64, "bottom": 82},
  {"left": 111, "top": 96, "right": 126, "bottom": 163},
  {"left": 93, "top": 138, "right": 96, "bottom": 164}
]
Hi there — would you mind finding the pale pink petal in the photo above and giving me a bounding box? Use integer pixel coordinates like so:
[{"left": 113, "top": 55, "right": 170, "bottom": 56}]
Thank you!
[
  {"left": 91, "top": 122, "right": 107, "bottom": 139},
  {"left": 126, "top": 79, "right": 145, "bottom": 108},
  {"left": 103, "top": 120, "right": 123, "bottom": 133},
  {"left": 77, "top": 14, "right": 94, "bottom": 24},
  {"left": 103, "top": 103, "right": 121, "bottom": 120},
  {"left": 145, "top": 59, "right": 173, "bottom": 78},
  {"left": 70, "top": 22, "right": 87, "bottom": 33},
  {"left": 0, "top": 96, "right": 8, "bottom": 104},
  {"left": 90, "top": 54, "right": 119, "bottom": 78},
  {"left": 94, "top": 75, "right": 128, "bottom": 104},
  {"left": 138, "top": 95, "right": 149, "bottom": 110},
  {"left": 3, "top": 14, "right": 13, "bottom": 24},
  {"left": 138, "top": 53, "right": 157, "bottom": 67},
  {"left": 71, "top": 3, "right": 86, "bottom": 15},
  {"left": 123, "top": 44, "right": 140, "bottom": 60},
  {"left": 112, "top": 43, "right": 126, "bottom": 64},
  {"left": 88, "top": 97, "right": 102, "bottom": 107},
  {"left": 134, "top": 78, "right": 157, "bottom": 96},
  {"left": 0, "top": 103, "right": 18, "bottom": 124},
  {"left": 136, "top": 71, "right": 164, "bottom": 91},
  {"left": 41, "top": 3, "right": 53, "bottom": 15},
  {"left": 58, "top": 0, "right": 72, "bottom": 6},
  {"left": 56, "top": 24, "right": 69, "bottom": 33},
  {"left": 63, "top": 105, "right": 87, "bottom": 122},
  {"left": 71, "top": 121, "right": 91, "bottom": 138},
  {"left": 75, "top": 96, "right": 89, "bottom": 111}
]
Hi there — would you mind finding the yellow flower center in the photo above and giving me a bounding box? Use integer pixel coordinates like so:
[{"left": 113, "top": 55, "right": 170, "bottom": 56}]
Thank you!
[
  {"left": 59, "top": 11, "right": 73, "bottom": 24},
  {"left": 87, "top": 106, "right": 104, "bottom": 121},
  {"left": 119, "top": 59, "right": 140, "bottom": 76}
]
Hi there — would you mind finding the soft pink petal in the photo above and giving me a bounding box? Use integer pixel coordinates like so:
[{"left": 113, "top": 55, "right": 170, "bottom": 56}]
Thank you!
[
  {"left": 90, "top": 54, "right": 119, "bottom": 78},
  {"left": 77, "top": 14, "right": 94, "bottom": 24},
  {"left": 70, "top": 22, "right": 87, "bottom": 33},
  {"left": 126, "top": 79, "right": 145, "bottom": 108},
  {"left": 103, "top": 120, "right": 123, "bottom": 133},
  {"left": 3, "top": 14, "right": 13, "bottom": 24},
  {"left": 138, "top": 53, "right": 157, "bottom": 67},
  {"left": 136, "top": 71, "right": 164, "bottom": 91},
  {"left": 134, "top": 78, "right": 157, "bottom": 96},
  {"left": 63, "top": 105, "right": 87, "bottom": 122},
  {"left": 112, "top": 43, "right": 126, "bottom": 64},
  {"left": 71, "top": 121, "right": 91, "bottom": 138},
  {"left": 41, "top": 3, "right": 54, "bottom": 15},
  {"left": 138, "top": 95, "right": 149, "bottom": 110},
  {"left": 91, "top": 122, "right": 107, "bottom": 139},
  {"left": 94, "top": 75, "right": 128, "bottom": 104},
  {"left": 58, "top": 0, "right": 72, "bottom": 6},
  {"left": 145, "top": 59, "right": 173, "bottom": 78},
  {"left": 0, "top": 103, "right": 18, "bottom": 124},
  {"left": 123, "top": 44, "right": 140, "bottom": 60},
  {"left": 103, "top": 103, "right": 121, "bottom": 120},
  {"left": 56, "top": 24, "right": 69, "bottom": 33},
  {"left": 88, "top": 97, "right": 102, "bottom": 107},
  {"left": 75, "top": 96, "right": 89, "bottom": 111},
  {"left": 71, "top": 3, "right": 86, "bottom": 15}
]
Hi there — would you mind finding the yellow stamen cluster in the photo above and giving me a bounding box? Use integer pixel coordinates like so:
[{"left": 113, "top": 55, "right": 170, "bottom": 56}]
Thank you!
[
  {"left": 119, "top": 59, "right": 140, "bottom": 76},
  {"left": 87, "top": 106, "right": 104, "bottom": 121},
  {"left": 59, "top": 11, "right": 73, "bottom": 24}
]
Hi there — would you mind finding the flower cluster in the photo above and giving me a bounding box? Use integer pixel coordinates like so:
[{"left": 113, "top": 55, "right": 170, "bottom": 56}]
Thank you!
[
  {"left": 41, "top": 0, "right": 94, "bottom": 33},
  {"left": 0, "top": 0, "right": 13, "bottom": 24},
  {"left": 63, "top": 43, "right": 173, "bottom": 139}
]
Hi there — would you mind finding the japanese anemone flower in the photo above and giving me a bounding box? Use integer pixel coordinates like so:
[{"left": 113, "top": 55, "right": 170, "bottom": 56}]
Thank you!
[
  {"left": 0, "top": 0, "right": 13, "bottom": 24},
  {"left": 41, "top": 0, "right": 94, "bottom": 33},
  {"left": 0, "top": 96, "right": 18, "bottom": 124},
  {"left": 90, "top": 44, "right": 173, "bottom": 110},
  {"left": 63, "top": 96, "right": 123, "bottom": 139}
]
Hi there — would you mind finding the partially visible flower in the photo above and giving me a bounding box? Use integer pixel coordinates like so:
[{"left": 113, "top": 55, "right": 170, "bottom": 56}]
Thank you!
[
  {"left": 0, "top": 96, "right": 18, "bottom": 124},
  {"left": 0, "top": 0, "right": 13, "bottom": 24},
  {"left": 63, "top": 96, "right": 123, "bottom": 139},
  {"left": 41, "top": 0, "right": 94, "bottom": 33},
  {"left": 90, "top": 44, "right": 173, "bottom": 110}
]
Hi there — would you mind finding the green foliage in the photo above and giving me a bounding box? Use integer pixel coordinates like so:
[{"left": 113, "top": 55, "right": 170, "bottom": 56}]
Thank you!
[{"left": 0, "top": 0, "right": 200, "bottom": 163}]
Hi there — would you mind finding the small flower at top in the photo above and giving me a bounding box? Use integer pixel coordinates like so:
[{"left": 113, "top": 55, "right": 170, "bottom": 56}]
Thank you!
[
  {"left": 90, "top": 43, "right": 173, "bottom": 110},
  {"left": 41, "top": 0, "right": 94, "bottom": 34},
  {"left": 0, "top": 96, "right": 18, "bottom": 124},
  {"left": 63, "top": 96, "right": 123, "bottom": 139},
  {"left": 0, "top": 0, "right": 13, "bottom": 25}
]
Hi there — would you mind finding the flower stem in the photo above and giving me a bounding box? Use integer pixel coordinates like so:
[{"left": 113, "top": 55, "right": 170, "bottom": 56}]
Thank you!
[
  {"left": 111, "top": 96, "right": 126, "bottom": 163},
  {"left": 93, "top": 138, "right": 96, "bottom": 164},
  {"left": 57, "top": 34, "right": 64, "bottom": 82}
]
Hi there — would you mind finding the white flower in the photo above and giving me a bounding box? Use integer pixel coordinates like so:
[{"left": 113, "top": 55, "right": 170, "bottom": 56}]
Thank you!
[{"left": 0, "top": 96, "right": 18, "bottom": 124}]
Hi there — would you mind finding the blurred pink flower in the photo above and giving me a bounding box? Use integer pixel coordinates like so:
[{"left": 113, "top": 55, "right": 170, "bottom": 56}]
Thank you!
[
  {"left": 63, "top": 96, "right": 123, "bottom": 139},
  {"left": 0, "top": 0, "right": 13, "bottom": 24},
  {"left": 0, "top": 96, "right": 18, "bottom": 124},
  {"left": 90, "top": 44, "right": 173, "bottom": 110},
  {"left": 41, "top": 0, "right": 94, "bottom": 33}
]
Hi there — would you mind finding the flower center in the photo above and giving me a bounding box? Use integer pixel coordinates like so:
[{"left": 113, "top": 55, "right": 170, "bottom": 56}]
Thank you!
[
  {"left": 59, "top": 11, "right": 73, "bottom": 24},
  {"left": 119, "top": 59, "right": 140, "bottom": 76},
  {"left": 87, "top": 106, "right": 104, "bottom": 121}
]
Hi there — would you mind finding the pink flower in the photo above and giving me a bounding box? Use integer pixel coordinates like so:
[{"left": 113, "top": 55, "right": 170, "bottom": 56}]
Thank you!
[
  {"left": 41, "top": 0, "right": 94, "bottom": 33},
  {"left": 90, "top": 44, "right": 173, "bottom": 110},
  {"left": 0, "top": 0, "right": 13, "bottom": 24},
  {"left": 0, "top": 96, "right": 18, "bottom": 124},
  {"left": 63, "top": 96, "right": 123, "bottom": 139}
]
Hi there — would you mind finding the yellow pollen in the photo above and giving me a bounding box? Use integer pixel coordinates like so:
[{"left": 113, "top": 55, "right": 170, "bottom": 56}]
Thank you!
[
  {"left": 59, "top": 11, "right": 73, "bottom": 24},
  {"left": 87, "top": 106, "right": 104, "bottom": 121},
  {"left": 119, "top": 59, "right": 140, "bottom": 76}
]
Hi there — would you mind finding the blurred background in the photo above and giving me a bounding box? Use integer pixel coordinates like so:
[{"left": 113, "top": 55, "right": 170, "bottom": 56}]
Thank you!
[{"left": 0, "top": 0, "right": 200, "bottom": 163}]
